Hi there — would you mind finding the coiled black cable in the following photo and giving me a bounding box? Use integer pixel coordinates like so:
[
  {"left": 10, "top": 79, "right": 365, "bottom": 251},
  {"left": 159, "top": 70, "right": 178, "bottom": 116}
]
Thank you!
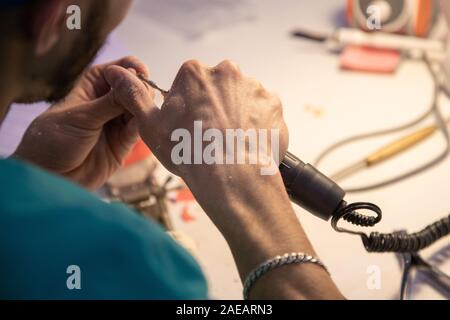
[
  {"left": 331, "top": 201, "right": 382, "bottom": 236},
  {"left": 322, "top": 56, "right": 450, "bottom": 254},
  {"left": 331, "top": 202, "right": 450, "bottom": 253},
  {"left": 335, "top": 201, "right": 382, "bottom": 227},
  {"left": 363, "top": 215, "right": 450, "bottom": 253}
]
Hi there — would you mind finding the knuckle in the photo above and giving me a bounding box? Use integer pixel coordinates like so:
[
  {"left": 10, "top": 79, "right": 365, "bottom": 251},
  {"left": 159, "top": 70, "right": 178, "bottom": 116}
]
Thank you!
[
  {"left": 121, "top": 55, "right": 142, "bottom": 67},
  {"left": 173, "top": 60, "right": 209, "bottom": 93},
  {"left": 248, "top": 77, "right": 263, "bottom": 89},
  {"left": 121, "top": 55, "right": 149, "bottom": 75},
  {"left": 181, "top": 59, "right": 204, "bottom": 75},
  {"left": 265, "top": 93, "right": 283, "bottom": 117},
  {"left": 216, "top": 59, "right": 241, "bottom": 76},
  {"left": 123, "top": 55, "right": 140, "bottom": 63},
  {"left": 250, "top": 79, "right": 271, "bottom": 98},
  {"left": 174, "top": 60, "right": 206, "bottom": 87},
  {"left": 255, "top": 87, "right": 269, "bottom": 99},
  {"left": 271, "top": 94, "right": 282, "bottom": 108}
]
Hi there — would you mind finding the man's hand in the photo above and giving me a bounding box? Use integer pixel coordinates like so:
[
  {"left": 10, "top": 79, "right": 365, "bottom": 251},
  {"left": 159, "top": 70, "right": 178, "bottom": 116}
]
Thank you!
[
  {"left": 105, "top": 59, "right": 288, "bottom": 182},
  {"left": 104, "top": 60, "right": 344, "bottom": 299},
  {"left": 14, "top": 56, "right": 151, "bottom": 190},
  {"left": 105, "top": 59, "right": 291, "bottom": 231}
]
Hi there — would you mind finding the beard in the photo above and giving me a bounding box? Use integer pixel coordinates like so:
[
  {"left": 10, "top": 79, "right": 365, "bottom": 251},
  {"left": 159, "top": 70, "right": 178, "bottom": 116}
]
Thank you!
[
  {"left": 47, "top": 38, "right": 104, "bottom": 102},
  {"left": 45, "top": 35, "right": 104, "bottom": 102},
  {"left": 46, "top": 5, "right": 106, "bottom": 102},
  {"left": 16, "top": 2, "right": 107, "bottom": 104}
]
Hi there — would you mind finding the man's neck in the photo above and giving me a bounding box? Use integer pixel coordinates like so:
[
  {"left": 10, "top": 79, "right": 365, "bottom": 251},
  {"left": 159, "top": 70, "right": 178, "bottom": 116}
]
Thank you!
[
  {"left": 0, "top": 68, "right": 21, "bottom": 124},
  {"left": 0, "top": 46, "right": 25, "bottom": 124},
  {"left": 0, "top": 105, "right": 11, "bottom": 124},
  {"left": 0, "top": 90, "right": 15, "bottom": 124}
]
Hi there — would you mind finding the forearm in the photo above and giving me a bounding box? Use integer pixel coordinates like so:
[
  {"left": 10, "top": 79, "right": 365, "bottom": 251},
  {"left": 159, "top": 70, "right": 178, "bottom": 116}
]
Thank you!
[{"left": 185, "top": 168, "right": 344, "bottom": 300}]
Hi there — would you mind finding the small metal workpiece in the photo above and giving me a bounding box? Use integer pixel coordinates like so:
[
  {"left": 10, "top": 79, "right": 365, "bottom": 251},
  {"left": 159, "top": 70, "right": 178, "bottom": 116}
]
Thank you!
[{"left": 137, "top": 73, "right": 169, "bottom": 97}]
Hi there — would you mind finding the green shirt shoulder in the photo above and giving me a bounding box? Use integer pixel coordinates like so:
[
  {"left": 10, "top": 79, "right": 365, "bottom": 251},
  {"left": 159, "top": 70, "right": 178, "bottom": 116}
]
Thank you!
[{"left": 0, "top": 159, "right": 207, "bottom": 299}]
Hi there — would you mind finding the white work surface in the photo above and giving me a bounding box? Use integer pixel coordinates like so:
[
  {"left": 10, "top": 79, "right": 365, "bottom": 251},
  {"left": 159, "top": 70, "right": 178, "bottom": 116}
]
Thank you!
[{"left": 1, "top": 0, "right": 449, "bottom": 300}]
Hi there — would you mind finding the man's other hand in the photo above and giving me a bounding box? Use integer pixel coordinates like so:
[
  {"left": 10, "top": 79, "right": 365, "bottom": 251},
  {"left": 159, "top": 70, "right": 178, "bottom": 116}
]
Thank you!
[
  {"left": 14, "top": 56, "right": 151, "bottom": 190},
  {"left": 104, "top": 59, "right": 288, "bottom": 182}
]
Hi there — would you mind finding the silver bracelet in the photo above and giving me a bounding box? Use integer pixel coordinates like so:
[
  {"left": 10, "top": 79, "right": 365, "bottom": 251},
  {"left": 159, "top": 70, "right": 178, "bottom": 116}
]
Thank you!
[{"left": 243, "top": 252, "right": 329, "bottom": 300}]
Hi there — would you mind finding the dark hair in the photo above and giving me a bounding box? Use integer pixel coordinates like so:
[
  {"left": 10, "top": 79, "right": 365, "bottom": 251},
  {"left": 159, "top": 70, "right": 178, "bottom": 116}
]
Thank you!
[
  {"left": 0, "top": 1, "right": 42, "bottom": 69},
  {"left": 0, "top": 1, "right": 39, "bottom": 41}
]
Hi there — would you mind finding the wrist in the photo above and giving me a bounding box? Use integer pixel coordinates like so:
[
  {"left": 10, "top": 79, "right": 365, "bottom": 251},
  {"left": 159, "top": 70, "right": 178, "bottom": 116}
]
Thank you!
[
  {"left": 181, "top": 165, "right": 343, "bottom": 299},
  {"left": 184, "top": 164, "right": 289, "bottom": 224},
  {"left": 184, "top": 165, "right": 314, "bottom": 265}
]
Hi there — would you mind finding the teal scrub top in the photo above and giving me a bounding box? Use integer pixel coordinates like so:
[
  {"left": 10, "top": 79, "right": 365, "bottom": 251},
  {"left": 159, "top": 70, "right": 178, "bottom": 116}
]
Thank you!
[{"left": 0, "top": 158, "right": 208, "bottom": 299}]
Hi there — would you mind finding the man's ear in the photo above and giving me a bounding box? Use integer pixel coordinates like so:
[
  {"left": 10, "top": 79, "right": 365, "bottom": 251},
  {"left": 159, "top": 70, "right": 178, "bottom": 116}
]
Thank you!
[{"left": 33, "top": 0, "right": 67, "bottom": 56}]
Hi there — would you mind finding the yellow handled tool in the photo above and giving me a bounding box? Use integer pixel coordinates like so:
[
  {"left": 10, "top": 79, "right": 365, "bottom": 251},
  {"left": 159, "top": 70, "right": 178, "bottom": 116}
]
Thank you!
[
  {"left": 331, "top": 120, "right": 449, "bottom": 182},
  {"left": 366, "top": 125, "right": 437, "bottom": 166}
]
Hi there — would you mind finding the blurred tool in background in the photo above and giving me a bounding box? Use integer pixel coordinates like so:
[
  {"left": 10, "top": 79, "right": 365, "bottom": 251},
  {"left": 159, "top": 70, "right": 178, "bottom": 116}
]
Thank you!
[
  {"left": 290, "top": 5, "right": 450, "bottom": 299},
  {"left": 291, "top": 0, "right": 450, "bottom": 191},
  {"left": 398, "top": 247, "right": 450, "bottom": 300},
  {"left": 330, "top": 118, "right": 450, "bottom": 182},
  {"left": 346, "top": 0, "right": 439, "bottom": 36},
  {"left": 291, "top": 27, "right": 445, "bottom": 61},
  {"left": 292, "top": 0, "right": 447, "bottom": 72}
]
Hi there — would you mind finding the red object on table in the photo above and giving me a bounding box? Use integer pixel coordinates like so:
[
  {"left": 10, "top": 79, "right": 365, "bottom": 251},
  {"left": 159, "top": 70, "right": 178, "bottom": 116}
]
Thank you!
[
  {"left": 340, "top": 45, "right": 402, "bottom": 74},
  {"left": 123, "top": 139, "right": 152, "bottom": 167},
  {"left": 176, "top": 188, "right": 195, "bottom": 202}
]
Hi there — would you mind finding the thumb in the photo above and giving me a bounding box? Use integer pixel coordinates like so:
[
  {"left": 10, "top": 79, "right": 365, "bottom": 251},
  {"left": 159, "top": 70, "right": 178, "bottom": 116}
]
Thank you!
[
  {"left": 68, "top": 66, "right": 159, "bottom": 127},
  {"left": 104, "top": 65, "right": 165, "bottom": 153},
  {"left": 72, "top": 91, "right": 125, "bottom": 127},
  {"left": 104, "top": 65, "right": 161, "bottom": 124}
]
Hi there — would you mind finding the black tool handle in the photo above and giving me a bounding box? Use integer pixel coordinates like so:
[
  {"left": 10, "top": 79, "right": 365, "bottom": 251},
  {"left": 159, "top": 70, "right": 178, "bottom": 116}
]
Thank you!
[{"left": 279, "top": 151, "right": 345, "bottom": 221}]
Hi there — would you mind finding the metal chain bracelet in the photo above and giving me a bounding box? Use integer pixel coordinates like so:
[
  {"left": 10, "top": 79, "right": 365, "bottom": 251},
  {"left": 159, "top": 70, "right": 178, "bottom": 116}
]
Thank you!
[{"left": 243, "top": 252, "right": 329, "bottom": 300}]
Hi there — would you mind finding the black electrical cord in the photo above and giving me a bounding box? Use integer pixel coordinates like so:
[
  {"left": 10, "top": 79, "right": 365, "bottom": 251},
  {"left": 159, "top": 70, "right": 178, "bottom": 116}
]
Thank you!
[
  {"left": 314, "top": 58, "right": 450, "bottom": 193},
  {"left": 331, "top": 202, "right": 450, "bottom": 252},
  {"left": 288, "top": 28, "right": 450, "bottom": 298},
  {"left": 324, "top": 57, "right": 450, "bottom": 255},
  {"left": 283, "top": 152, "right": 450, "bottom": 254},
  {"left": 362, "top": 214, "right": 450, "bottom": 253}
]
